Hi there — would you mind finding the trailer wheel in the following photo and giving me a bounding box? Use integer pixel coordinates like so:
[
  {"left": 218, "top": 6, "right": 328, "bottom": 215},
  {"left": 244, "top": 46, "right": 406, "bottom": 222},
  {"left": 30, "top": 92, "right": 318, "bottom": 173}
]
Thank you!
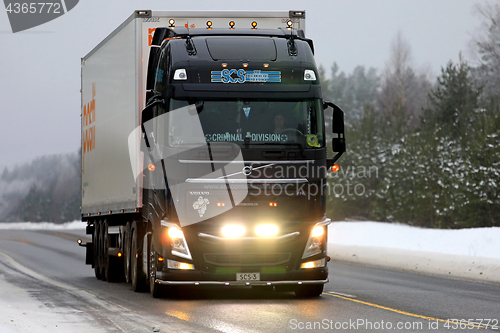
[
  {"left": 93, "top": 221, "right": 102, "bottom": 280},
  {"left": 98, "top": 220, "right": 108, "bottom": 280},
  {"left": 149, "top": 235, "right": 163, "bottom": 298},
  {"left": 101, "top": 220, "right": 109, "bottom": 281},
  {"left": 123, "top": 222, "right": 131, "bottom": 284},
  {"left": 131, "top": 228, "right": 146, "bottom": 292},
  {"left": 294, "top": 284, "right": 324, "bottom": 298}
]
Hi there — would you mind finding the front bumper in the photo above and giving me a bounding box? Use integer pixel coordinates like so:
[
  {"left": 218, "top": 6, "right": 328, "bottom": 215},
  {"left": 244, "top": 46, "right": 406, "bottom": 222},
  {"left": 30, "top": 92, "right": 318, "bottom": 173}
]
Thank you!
[
  {"left": 155, "top": 278, "right": 328, "bottom": 287},
  {"left": 158, "top": 217, "right": 331, "bottom": 286}
]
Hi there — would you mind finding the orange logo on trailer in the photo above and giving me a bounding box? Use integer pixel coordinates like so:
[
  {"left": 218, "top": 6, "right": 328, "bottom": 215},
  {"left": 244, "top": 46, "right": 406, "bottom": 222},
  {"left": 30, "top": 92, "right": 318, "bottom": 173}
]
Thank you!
[
  {"left": 82, "top": 83, "right": 96, "bottom": 174},
  {"left": 148, "top": 28, "right": 156, "bottom": 46}
]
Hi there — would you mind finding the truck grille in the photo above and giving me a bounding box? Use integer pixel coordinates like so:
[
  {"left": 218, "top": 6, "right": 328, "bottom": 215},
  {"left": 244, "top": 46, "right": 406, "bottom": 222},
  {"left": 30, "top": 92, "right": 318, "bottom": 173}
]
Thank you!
[{"left": 203, "top": 252, "right": 291, "bottom": 267}]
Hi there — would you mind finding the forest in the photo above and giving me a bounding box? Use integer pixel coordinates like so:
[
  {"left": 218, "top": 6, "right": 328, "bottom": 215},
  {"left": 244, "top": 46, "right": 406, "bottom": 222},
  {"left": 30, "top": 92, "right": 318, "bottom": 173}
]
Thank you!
[
  {"left": 324, "top": 4, "right": 500, "bottom": 228},
  {"left": 0, "top": 4, "right": 498, "bottom": 228}
]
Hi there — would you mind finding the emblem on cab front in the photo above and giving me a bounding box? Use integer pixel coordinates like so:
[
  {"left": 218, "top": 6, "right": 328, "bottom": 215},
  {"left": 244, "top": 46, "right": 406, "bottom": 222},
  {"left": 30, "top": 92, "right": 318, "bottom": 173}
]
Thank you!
[
  {"left": 193, "top": 196, "right": 210, "bottom": 217},
  {"left": 242, "top": 166, "right": 253, "bottom": 176}
]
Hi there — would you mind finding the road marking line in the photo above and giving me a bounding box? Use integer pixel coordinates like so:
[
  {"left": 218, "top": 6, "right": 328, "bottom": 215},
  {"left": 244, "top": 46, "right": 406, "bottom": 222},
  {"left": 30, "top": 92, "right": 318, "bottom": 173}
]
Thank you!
[
  {"left": 322, "top": 292, "right": 490, "bottom": 329},
  {"left": 325, "top": 290, "right": 357, "bottom": 298},
  {"left": 0, "top": 251, "right": 76, "bottom": 291}
]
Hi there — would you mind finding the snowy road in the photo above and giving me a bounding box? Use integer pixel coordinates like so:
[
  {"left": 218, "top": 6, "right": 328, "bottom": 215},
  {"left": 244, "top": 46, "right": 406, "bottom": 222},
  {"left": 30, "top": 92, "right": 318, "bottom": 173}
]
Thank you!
[{"left": 0, "top": 227, "right": 499, "bottom": 332}]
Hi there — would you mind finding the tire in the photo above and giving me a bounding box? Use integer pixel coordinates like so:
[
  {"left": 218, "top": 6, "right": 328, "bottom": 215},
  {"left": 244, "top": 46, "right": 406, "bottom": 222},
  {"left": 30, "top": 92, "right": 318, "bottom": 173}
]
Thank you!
[
  {"left": 123, "top": 222, "right": 131, "bottom": 284},
  {"left": 101, "top": 220, "right": 109, "bottom": 281},
  {"left": 149, "top": 234, "right": 163, "bottom": 298},
  {"left": 131, "top": 228, "right": 146, "bottom": 292},
  {"left": 93, "top": 221, "right": 102, "bottom": 280},
  {"left": 99, "top": 220, "right": 107, "bottom": 280},
  {"left": 104, "top": 220, "right": 124, "bottom": 283},
  {"left": 294, "top": 284, "right": 324, "bottom": 298}
]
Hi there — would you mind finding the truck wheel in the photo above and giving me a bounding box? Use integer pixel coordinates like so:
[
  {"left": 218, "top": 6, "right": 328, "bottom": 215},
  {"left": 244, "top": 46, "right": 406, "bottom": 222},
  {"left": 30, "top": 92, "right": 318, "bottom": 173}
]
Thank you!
[
  {"left": 149, "top": 235, "right": 163, "bottom": 298},
  {"left": 294, "top": 284, "right": 324, "bottom": 298},
  {"left": 99, "top": 220, "right": 107, "bottom": 280},
  {"left": 101, "top": 220, "right": 109, "bottom": 281},
  {"left": 131, "top": 228, "right": 146, "bottom": 292},
  {"left": 93, "top": 221, "right": 102, "bottom": 280},
  {"left": 123, "top": 222, "right": 131, "bottom": 284}
]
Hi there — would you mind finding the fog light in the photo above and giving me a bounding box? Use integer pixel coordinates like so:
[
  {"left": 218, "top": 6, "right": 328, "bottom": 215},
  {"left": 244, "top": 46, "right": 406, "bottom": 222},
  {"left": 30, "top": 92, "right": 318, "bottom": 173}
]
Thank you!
[
  {"left": 300, "top": 258, "right": 326, "bottom": 269},
  {"left": 167, "top": 259, "right": 194, "bottom": 270},
  {"left": 255, "top": 224, "right": 278, "bottom": 237},
  {"left": 222, "top": 225, "right": 246, "bottom": 238}
]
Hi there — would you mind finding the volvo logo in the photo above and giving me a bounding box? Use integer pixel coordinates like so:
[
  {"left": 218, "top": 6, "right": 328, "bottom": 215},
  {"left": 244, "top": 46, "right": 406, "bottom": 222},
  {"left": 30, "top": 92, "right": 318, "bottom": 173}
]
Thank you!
[{"left": 242, "top": 166, "right": 253, "bottom": 176}]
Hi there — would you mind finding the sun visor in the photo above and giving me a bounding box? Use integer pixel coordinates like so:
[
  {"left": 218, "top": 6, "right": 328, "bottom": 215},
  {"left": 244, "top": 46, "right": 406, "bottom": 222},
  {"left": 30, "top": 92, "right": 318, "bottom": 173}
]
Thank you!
[{"left": 206, "top": 37, "right": 277, "bottom": 61}]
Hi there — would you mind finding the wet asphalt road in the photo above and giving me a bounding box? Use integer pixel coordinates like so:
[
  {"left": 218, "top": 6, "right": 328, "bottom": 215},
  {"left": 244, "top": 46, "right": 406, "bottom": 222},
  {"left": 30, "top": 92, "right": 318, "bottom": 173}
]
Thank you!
[{"left": 0, "top": 228, "right": 499, "bottom": 332}]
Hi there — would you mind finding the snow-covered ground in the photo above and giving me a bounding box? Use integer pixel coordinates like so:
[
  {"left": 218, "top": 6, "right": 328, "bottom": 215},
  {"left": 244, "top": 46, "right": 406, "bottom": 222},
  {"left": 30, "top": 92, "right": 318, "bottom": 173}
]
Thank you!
[
  {"left": 0, "top": 221, "right": 84, "bottom": 231},
  {"left": 327, "top": 221, "right": 500, "bottom": 284},
  {"left": 328, "top": 221, "right": 500, "bottom": 259}
]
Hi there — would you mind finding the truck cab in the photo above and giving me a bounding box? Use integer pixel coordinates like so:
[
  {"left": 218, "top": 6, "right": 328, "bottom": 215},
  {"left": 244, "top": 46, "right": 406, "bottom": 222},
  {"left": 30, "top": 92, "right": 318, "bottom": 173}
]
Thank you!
[{"left": 140, "top": 25, "right": 345, "bottom": 297}]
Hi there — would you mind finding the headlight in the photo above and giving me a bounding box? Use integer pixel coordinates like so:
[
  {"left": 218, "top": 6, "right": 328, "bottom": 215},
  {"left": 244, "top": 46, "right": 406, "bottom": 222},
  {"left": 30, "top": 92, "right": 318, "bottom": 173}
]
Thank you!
[
  {"left": 302, "top": 225, "right": 325, "bottom": 259},
  {"left": 167, "top": 227, "right": 192, "bottom": 260}
]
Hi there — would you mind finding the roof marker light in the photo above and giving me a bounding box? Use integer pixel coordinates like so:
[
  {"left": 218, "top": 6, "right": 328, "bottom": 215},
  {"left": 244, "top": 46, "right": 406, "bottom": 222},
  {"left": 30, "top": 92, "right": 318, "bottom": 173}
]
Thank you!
[
  {"left": 243, "top": 63, "right": 248, "bottom": 68},
  {"left": 229, "top": 21, "right": 235, "bottom": 29},
  {"left": 251, "top": 21, "right": 257, "bottom": 29},
  {"left": 222, "top": 63, "right": 228, "bottom": 68},
  {"left": 206, "top": 21, "right": 212, "bottom": 29},
  {"left": 169, "top": 19, "right": 175, "bottom": 27},
  {"left": 263, "top": 63, "right": 269, "bottom": 68},
  {"left": 286, "top": 20, "right": 293, "bottom": 29}
]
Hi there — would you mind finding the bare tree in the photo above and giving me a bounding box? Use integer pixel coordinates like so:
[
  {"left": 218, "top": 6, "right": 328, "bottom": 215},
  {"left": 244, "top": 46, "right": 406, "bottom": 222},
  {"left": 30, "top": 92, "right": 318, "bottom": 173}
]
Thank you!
[
  {"left": 471, "top": 2, "right": 500, "bottom": 100},
  {"left": 379, "top": 31, "right": 431, "bottom": 128}
]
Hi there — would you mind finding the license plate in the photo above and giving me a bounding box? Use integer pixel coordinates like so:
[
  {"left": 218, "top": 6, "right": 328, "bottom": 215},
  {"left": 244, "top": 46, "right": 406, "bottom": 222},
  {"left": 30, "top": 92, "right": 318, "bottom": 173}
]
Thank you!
[{"left": 236, "top": 273, "right": 260, "bottom": 281}]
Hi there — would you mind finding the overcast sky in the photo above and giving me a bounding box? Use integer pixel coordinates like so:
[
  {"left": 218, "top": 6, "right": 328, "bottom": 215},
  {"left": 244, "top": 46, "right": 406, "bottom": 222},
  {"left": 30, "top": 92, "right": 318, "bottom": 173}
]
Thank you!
[{"left": 0, "top": 0, "right": 490, "bottom": 169}]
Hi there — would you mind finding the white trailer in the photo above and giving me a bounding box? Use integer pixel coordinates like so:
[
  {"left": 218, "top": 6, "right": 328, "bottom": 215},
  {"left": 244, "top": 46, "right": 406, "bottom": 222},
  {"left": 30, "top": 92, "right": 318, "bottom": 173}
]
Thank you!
[{"left": 81, "top": 10, "right": 306, "bottom": 216}]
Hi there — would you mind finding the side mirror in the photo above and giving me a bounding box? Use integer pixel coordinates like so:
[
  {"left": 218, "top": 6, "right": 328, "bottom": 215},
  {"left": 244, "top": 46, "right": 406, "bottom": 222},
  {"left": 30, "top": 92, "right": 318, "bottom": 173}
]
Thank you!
[
  {"left": 141, "top": 95, "right": 166, "bottom": 128},
  {"left": 323, "top": 101, "right": 346, "bottom": 168}
]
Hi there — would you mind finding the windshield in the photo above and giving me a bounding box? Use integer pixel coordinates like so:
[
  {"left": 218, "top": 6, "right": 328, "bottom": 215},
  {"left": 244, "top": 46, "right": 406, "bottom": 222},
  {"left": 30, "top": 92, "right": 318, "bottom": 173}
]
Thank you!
[{"left": 168, "top": 99, "right": 324, "bottom": 148}]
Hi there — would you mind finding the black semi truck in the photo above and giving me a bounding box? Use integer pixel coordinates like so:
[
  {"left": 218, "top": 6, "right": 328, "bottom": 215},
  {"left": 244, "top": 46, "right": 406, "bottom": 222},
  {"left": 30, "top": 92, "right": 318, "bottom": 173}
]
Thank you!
[{"left": 80, "top": 10, "right": 345, "bottom": 298}]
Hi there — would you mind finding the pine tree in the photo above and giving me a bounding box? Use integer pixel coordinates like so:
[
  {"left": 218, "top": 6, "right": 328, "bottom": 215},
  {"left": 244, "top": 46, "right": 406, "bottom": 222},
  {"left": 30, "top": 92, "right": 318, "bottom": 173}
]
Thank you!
[{"left": 422, "top": 60, "right": 484, "bottom": 228}]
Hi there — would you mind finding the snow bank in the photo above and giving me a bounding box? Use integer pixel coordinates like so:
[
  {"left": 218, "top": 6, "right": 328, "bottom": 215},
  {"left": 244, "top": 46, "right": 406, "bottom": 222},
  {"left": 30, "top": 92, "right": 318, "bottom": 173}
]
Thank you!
[
  {"left": 328, "top": 222, "right": 500, "bottom": 284},
  {"left": 329, "top": 221, "right": 500, "bottom": 259},
  {"left": 0, "top": 221, "right": 84, "bottom": 230}
]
